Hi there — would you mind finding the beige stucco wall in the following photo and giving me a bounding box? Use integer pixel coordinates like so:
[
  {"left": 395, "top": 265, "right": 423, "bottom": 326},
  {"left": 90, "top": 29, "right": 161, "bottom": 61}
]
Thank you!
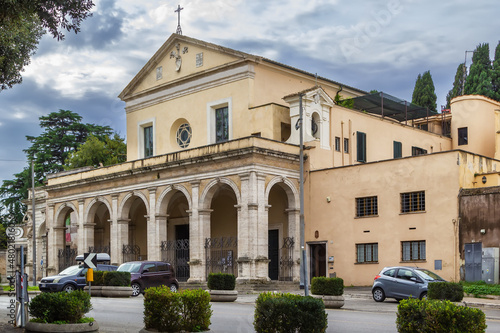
[
  {"left": 306, "top": 151, "right": 463, "bottom": 286},
  {"left": 451, "top": 95, "right": 500, "bottom": 158}
]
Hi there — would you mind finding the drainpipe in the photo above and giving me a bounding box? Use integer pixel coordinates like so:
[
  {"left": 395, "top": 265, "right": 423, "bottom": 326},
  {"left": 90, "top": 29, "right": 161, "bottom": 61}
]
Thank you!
[{"left": 299, "top": 94, "right": 309, "bottom": 296}]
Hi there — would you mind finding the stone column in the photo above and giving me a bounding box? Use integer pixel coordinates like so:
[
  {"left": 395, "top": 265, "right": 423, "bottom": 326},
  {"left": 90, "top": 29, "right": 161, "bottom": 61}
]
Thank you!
[
  {"left": 83, "top": 222, "right": 95, "bottom": 252},
  {"left": 197, "top": 209, "right": 212, "bottom": 282},
  {"left": 117, "top": 219, "right": 130, "bottom": 264},
  {"left": 254, "top": 173, "right": 270, "bottom": 280},
  {"left": 110, "top": 194, "right": 119, "bottom": 265},
  {"left": 147, "top": 188, "right": 158, "bottom": 260},
  {"left": 156, "top": 215, "right": 168, "bottom": 261},
  {"left": 77, "top": 199, "right": 85, "bottom": 254},
  {"left": 46, "top": 204, "right": 58, "bottom": 276},
  {"left": 236, "top": 173, "right": 251, "bottom": 281},
  {"left": 286, "top": 208, "right": 301, "bottom": 282},
  {"left": 187, "top": 180, "right": 203, "bottom": 283}
]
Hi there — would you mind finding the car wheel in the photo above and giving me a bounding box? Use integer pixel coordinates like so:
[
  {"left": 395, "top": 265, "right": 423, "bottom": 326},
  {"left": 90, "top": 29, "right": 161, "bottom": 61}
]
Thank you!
[
  {"left": 420, "top": 292, "right": 427, "bottom": 300},
  {"left": 131, "top": 282, "right": 141, "bottom": 297},
  {"left": 372, "top": 288, "right": 386, "bottom": 302},
  {"left": 169, "top": 284, "right": 178, "bottom": 293},
  {"left": 63, "top": 284, "right": 76, "bottom": 292}
]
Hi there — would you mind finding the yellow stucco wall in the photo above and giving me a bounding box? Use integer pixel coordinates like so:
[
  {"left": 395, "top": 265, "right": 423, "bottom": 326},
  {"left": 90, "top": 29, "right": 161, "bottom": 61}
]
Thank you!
[
  {"left": 306, "top": 151, "right": 463, "bottom": 286},
  {"left": 451, "top": 95, "right": 500, "bottom": 158}
]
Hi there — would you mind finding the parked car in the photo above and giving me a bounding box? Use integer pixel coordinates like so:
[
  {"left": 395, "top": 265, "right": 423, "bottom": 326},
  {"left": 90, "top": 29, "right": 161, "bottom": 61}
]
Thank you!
[
  {"left": 372, "top": 266, "right": 445, "bottom": 302},
  {"left": 117, "top": 261, "right": 179, "bottom": 297},
  {"left": 39, "top": 263, "right": 117, "bottom": 292}
]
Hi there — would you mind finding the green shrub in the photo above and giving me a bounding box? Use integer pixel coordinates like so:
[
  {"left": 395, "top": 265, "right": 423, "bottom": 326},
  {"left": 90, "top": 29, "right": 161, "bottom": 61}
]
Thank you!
[
  {"left": 254, "top": 292, "right": 327, "bottom": 333},
  {"left": 396, "top": 298, "right": 486, "bottom": 333},
  {"left": 461, "top": 281, "right": 500, "bottom": 297},
  {"left": 207, "top": 273, "right": 236, "bottom": 290},
  {"left": 92, "top": 271, "right": 104, "bottom": 286},
  {"left": 311, "top": 277, "right": 344, "bottom": 296},
  {"left": 29, "top": 290, "right": 92, "bottom": 324},
  {"left": 103, "top": 271, "right": 131, "bottom": 287},
  {"left": 428, "top": 281, "right": 463, "bottom": 301},
  {"left": 144, "top": 286, "right": 212, "bottom": 332}
]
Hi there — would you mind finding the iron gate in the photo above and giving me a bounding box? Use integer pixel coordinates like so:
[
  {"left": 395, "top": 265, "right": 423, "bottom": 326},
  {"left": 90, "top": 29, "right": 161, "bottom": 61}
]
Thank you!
[
  {"left": 279, "top": 237, "right": 294, "bottom": 281},
  {"left": 122, "top": 244, "right": 140, "bottom": 263},
  {"left": 88, "top": 245, "right": 110, "bottom": 255},
  {"left": 205, "top": 237, "right": 237, "bottom": 277},
  {"left": 57, "top": 248, "right": 77, "bottom": 272},
  {"left": 160, "top": 239, "right": 190, "bottom": 282}
]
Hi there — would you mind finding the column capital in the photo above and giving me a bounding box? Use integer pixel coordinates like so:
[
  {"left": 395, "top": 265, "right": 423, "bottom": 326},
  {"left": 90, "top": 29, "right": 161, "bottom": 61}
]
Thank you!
[
  {"left": 198, "top": 209, "right": 213, "bottom": 216},
  {"left": 111, "top": 193, "right": 119, "bottom": 199},
  {"left": 190, "top": 180, "right": 201, "bottom": 187},
  {"left": 148, "top": 187, "right": 157, "bottom": 194},
  {"left": 117, "top": 219, "right": 131, "bottom": 225},
  {"left": 78, "top": 199, "right": 85, "bottom": 205}
]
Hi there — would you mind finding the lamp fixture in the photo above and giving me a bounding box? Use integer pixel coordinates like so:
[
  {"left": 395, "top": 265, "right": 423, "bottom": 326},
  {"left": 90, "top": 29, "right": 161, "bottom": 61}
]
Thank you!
[{"left": 482, "top": 176, "right": 487, "bottom": 184}]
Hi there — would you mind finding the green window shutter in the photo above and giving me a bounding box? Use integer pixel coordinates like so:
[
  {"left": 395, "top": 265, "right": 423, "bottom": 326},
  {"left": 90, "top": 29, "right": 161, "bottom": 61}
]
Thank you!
[
  {"left": 356, "top": 131, "right": 366, "bottom": 162},
  {"left": 393, "top": 141, "right": 402, "bottom": 158}
]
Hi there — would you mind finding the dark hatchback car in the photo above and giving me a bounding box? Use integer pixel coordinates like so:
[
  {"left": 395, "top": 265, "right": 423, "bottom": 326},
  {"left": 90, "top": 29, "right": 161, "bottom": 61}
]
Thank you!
[
  {"left": 39, "top": 264, "right": 117, "bottom": 292},
  {"left": 372, "top": 266, "right": 446, "bottom": 302},
  {"left": 117, "top": 261, "right": 179, "bottom": 296}
]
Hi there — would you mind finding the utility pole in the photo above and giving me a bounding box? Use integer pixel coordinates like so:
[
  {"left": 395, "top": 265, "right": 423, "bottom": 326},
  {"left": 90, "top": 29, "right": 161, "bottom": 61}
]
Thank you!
[
  {"left": 298, "top": 94, "right": 309, "bottom": 296},
  {"left": 31, "top": 160, "right": 36, "bottom": 286}
]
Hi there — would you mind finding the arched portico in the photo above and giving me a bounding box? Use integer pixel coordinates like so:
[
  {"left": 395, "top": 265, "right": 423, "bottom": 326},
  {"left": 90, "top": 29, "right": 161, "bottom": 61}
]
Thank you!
[
  {"left": 84, "top": 197, "right": 112, "bottom": 255},
  {"left": 119, "top": 191, "right": 149, "bottom": 262},
  {"left": 157, "top": 185, "right": 191, "bottom": 281},
  {"left": 266, "top": 176, "right": 300, "bottom": 282},
  {"left": 52, "top": 203, "right": 79, "bottom": 272}
]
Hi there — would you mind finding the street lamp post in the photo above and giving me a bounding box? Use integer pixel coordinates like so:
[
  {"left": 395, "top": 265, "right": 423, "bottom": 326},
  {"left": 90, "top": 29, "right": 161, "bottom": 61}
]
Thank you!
[{"left": 298, "top": 94, "right": 309, "bottom": 296}]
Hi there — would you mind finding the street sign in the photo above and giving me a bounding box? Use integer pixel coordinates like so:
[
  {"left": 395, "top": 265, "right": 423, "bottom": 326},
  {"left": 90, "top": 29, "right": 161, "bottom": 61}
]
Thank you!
[{"left": 83, "top": 253, "right": 97, "bottom": 270}]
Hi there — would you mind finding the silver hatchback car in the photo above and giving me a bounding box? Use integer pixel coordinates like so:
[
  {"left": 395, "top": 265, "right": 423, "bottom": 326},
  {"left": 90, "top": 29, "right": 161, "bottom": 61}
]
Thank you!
[{"left": 372, "top": 266, "right": 445, "bottom": 302}]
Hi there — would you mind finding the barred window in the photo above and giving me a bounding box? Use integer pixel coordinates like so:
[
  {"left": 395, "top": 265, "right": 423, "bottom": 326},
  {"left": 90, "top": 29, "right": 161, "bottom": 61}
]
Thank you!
[
  {"left": 357, "top": 243, "right": 378, "bottom": 263},
  {"left": 356, "top": 196, "right": 378, "bottom": 217},
  {"left": 401, "top": 191, "right": 425, "bottom": 213},
  {"left": 335, "top": 137, "right": 341, "bottom": 152},
  {"left": 402, "top": 241, "right": 426, "bottom": 261}
]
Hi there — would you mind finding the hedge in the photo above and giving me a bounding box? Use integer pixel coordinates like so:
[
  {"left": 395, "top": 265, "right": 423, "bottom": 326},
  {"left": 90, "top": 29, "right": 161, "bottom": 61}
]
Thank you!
[
  {"left": 254, "top": 292, "right": 327, "bottom": 333},
  {"left": 428, "top": 281, "right": 463, "bottom": 302},
  {"left": 29, "top": 290, "right": 92, "bottom": 324},
  {"left": 396, "top": 298, "right": 486, "bottom": 333},
  {"left": 311, "top": 277, "right": 344, "bottom": 296},
  {"left": 144, "top": 286, "right": 212, "bottom": 332},
  {"left": 207, "top": 273, "right": 236, "bottom": 290},
  {"left": 102, "top": 271, "right": 131, "bottom": 287}
]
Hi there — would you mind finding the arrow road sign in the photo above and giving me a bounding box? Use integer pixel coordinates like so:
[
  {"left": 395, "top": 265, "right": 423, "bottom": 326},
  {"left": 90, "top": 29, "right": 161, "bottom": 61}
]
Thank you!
[{"left": 83, "top": 253, "right": 97, "bottom": 270}]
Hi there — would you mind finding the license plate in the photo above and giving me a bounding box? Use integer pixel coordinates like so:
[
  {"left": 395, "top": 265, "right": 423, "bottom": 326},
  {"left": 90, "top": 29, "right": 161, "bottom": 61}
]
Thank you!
[{"left": 40, "top": 283, "right": 45, "bottom": 288}]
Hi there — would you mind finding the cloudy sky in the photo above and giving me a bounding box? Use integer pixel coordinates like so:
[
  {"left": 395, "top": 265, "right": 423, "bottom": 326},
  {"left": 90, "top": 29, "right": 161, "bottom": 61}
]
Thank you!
[{"left": 1, "top": 0, "right": 499, "bottom": 184}]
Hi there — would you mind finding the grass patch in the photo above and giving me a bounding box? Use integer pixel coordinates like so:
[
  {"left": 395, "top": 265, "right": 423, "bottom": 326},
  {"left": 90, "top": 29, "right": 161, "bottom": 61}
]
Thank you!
[
  {"left": 2, "top": 285, "right": 39, "bottom": 291},
  {"left": 461, "top": 281, "right": 500, "bottom": 297}
]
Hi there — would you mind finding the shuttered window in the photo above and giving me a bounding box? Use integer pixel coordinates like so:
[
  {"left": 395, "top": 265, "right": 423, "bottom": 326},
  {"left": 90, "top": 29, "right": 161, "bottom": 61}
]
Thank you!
[
  {"left": 356, "top": 131, "right": 366, "bottom": 162},
  {"left": 393, "top": 141, "right": 402, "bottom": 158}
]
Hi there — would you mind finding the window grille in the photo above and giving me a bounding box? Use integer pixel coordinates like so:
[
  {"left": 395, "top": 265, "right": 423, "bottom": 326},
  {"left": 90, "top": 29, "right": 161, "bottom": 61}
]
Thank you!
[
  {"left": 402, "top": 240, "right": 426, "bottom": 261},
  {"left": 357, "top": 243, "right": 378, "bottom": 263},
  {"left": 356, "top": 196, "right": 378, "bottom": 217},
  {"left": 401, "top": 191, "right": 425, "bottom": 213}
]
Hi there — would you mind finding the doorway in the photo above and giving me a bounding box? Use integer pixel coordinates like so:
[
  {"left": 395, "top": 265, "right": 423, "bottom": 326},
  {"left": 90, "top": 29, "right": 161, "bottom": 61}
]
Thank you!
[
  {"left": 268, "top": 230, "right": 279, "bottom": 280},
  {"left": 310, "top": 243, "right": 327, "bottom": 278}
]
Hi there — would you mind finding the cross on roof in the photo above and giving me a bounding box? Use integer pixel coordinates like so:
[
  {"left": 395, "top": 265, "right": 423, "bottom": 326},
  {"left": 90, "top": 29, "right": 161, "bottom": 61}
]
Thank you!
[{"left": 175, "top": 4, "right": 184, "bottom": 35}]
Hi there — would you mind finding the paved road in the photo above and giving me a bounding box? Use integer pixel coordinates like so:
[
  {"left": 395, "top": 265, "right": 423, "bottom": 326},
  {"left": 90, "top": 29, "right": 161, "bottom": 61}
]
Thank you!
[{"left": 1, "top": 293, "right": 500, "bottom": 332}]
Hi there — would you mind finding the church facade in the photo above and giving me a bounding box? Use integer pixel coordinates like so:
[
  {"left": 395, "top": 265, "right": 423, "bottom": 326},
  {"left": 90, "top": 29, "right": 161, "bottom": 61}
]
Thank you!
[{"left": 19, "top": 34, "right": 500, "bottom": 286}]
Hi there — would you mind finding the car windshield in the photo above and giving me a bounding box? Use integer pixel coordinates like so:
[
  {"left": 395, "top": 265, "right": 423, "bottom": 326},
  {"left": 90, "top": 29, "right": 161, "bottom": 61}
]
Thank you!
[
  {"left": 118, "top": 263, "right": 142, "bottom": 273},
  {"left": 416, "top": 269, "right": 445, "bottom": 281},
  {"left": 58, "top": 265, "right": 82, "bottom": 276}
]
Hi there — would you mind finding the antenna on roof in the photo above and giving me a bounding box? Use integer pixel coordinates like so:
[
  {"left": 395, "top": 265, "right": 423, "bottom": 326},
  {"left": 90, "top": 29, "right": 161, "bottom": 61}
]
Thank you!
[{"left": 175, "top": 4, "right": 184, "bottom": 35}]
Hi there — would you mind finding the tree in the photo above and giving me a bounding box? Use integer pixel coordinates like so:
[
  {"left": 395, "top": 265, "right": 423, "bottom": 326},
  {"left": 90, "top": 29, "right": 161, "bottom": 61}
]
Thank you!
[
  {"left": 412, "top": 71, "right": 437, "bottom": 111},
  {"left": 65, "top": 134, "right": 127, "bottom": 169},
  {"left": 0, "top": 13, "right": 44, "bottom": 90},
  {"left": 464, "top": 43, "right": 494, "bottom": 99},
  {"left": 0, "top": 110, "right": 115, "bottom": 224},
  {"left": 0, "top": 0, "right": 95, "bottom": 91},
  {"left": 446, "top": 63, "right": 466, "bottom": 108},
  {"left": 492, "top": 41, "right": 500, "bottom": 101}
]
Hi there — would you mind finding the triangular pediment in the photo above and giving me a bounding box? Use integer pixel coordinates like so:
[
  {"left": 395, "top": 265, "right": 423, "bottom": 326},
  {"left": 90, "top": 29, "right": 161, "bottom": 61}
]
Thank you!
[{"left": 119, "top": 34, "right": 260, "bottom": 101}]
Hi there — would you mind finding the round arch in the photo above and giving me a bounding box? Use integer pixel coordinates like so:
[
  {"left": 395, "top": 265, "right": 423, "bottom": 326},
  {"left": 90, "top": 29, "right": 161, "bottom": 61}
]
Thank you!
[
  {"left": 265, "top": 176, "right": 299, "bottom": 209},
  {"left": 118, "top": 190, "right": 150, "bottom": 220},
  {"left": 54, "top": 202, "right": 79, "bottom": 228},
  {"left": 200, "top": 177, "right": 241, "bottom": 209},
  {"left": 156, "top": 184, "right": 192, "bottom": 215}
]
